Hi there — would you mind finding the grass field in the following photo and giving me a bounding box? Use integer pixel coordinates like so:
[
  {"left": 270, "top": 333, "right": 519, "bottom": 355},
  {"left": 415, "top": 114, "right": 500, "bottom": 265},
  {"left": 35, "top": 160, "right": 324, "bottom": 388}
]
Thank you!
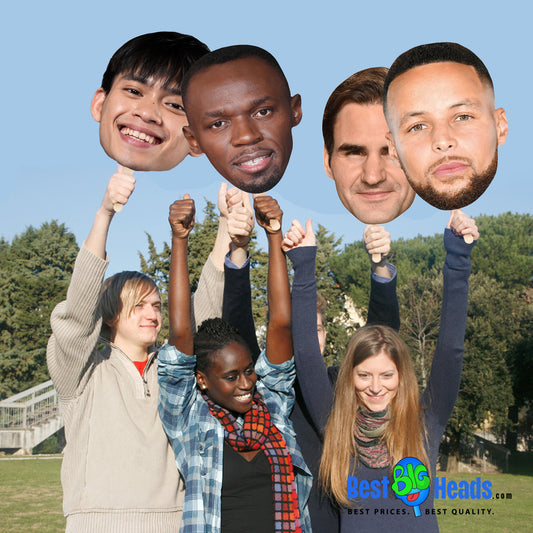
[
  {"left": 0, "top": 456, "right": 64, "bottom": 533},
  {"left": 0, "top": 457, "right": 531, "bottom": 532}
]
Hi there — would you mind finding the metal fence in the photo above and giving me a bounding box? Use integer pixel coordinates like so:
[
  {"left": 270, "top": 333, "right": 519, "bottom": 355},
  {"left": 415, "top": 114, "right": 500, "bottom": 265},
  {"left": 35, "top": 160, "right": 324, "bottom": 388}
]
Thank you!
[{"left": 0, "top": 380, "right": 59, "bottom": 430}]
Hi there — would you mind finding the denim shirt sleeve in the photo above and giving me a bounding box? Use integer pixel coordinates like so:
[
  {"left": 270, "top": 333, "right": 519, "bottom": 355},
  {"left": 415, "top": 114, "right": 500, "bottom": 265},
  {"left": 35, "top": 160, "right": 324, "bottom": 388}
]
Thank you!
[
  {"left": 255, "top": 349, "right": 296, "bottom": 422},
  {"left": 157, "top": 344, "right": 198, "bottom": 442}
]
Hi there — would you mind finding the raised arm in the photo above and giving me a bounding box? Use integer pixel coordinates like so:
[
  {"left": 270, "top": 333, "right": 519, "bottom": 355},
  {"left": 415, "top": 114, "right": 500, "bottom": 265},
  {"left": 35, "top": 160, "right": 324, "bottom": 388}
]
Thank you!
[
  {"left": 167, "top": 196, "right": 195, "bottom": 354},
  {"left": 254, "top": 195, "right": 292, "bottom": 365},
  {"left": 363, "top": 224, "right": 400, "bottom": 331},
  {"left": 423, "top": 209, "right": 478, "bottom": 427},
  {"left": 221, "top": 189, "right": 260, "bottom": 359},
  {"left": 47, "top": 168, "right": 135, "bottom": 398},
  {"left": 284, "top": 218, "right": 334, "bottom": 430},
  {"left": 192, "top": 183, "right": 254, "bottom": 329},
  {"left": 85, "top": 166, "right": 136, "bottom": 258}
]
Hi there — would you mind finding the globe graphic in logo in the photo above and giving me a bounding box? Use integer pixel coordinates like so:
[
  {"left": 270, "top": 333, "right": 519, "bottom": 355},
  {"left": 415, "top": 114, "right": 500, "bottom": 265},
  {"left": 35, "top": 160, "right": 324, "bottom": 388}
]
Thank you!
[{"left": 391, "top": 457, "right": 430, "bottom": 517}]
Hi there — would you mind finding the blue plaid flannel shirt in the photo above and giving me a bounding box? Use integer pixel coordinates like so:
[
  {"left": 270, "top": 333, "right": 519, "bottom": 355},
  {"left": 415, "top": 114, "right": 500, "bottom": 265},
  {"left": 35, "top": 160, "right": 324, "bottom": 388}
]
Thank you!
[{"left": 158, "top": 345, "right": 312, "bottom": 533}]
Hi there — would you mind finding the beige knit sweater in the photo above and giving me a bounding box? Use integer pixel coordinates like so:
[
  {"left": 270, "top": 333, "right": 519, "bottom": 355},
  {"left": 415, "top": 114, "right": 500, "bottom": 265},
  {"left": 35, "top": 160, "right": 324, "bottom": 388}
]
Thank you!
[{"left": 47, "top": 245, "right": 224, "bottom": 532}]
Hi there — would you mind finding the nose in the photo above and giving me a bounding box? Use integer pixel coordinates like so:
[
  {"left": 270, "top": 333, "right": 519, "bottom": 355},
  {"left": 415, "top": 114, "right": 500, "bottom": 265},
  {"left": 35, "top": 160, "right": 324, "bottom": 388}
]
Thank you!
[
  {"left": 361, "top": 153, "right": 386, "bottom": 185},
  {"left": 369, "top": 376, "right": 381, "bottom": 394},
  {"left": 135, "top": 98, "right": 163, "bottom": 125},
  {"left": 231, "top": 116, "right": 262, "bottom": 146},
  {"left": 432, "top": 123, "right": 456, "bottom": 152},
  {"left": 144, "top": 305, "right": 159, "bottom": 322},
  {"left": 237, "top": 373, "right": 253, "bottom": 390}
]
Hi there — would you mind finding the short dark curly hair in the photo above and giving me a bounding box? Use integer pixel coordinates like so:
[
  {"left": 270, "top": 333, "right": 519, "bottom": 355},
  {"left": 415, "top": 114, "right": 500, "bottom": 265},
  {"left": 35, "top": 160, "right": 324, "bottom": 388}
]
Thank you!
[
  {"left": 383, "top": 42, "right": 493, "bottom": 116},
  {"left": 193, "top": 318, "right": 250, "bottom": 374},
  {"left": 181, "top": 44, "right": 291, "bottom": 107}
]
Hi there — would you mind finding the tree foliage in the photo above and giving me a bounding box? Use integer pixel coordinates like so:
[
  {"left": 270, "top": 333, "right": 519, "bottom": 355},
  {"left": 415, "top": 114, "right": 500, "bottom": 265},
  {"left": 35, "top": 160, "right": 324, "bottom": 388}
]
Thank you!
[
  {"left": 314, "top": 225, "right": 355, "bottom": 366},
  {"left": 0, "top": 221, "right": 78, "bottom": 398}
]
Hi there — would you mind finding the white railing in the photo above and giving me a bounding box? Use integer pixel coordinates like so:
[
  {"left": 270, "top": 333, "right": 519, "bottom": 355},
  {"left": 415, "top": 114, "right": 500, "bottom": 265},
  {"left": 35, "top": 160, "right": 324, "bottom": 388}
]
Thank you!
[{"left": 0, "top": 380, "right": 59, "bottom": 430}]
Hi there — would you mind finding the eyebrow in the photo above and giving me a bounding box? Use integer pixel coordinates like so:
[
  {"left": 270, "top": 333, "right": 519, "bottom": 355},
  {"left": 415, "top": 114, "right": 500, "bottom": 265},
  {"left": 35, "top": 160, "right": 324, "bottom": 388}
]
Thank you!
[
  {"left": 203, "top": 96, "right": 272, "bottom": 119},
  {"left": 399, "top": 100, "right": 483, "bottom": 125},
  {"left": 337, "top": 143, "right": 367, "bottom": 155}
]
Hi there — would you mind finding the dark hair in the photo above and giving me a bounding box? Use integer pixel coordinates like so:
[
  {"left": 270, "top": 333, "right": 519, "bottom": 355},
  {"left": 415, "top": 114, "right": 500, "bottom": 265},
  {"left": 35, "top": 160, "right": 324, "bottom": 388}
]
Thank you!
[
  {"left": 383, "top": 42, "right": 493, "bottom": 114},
  {"left": 101, "top": 31, "right": 209, "bottom": 94},
  {"left": 182, "top": 44, "right": 291, "bottom": 106},
  {"left": 322, "top": 67, "right": 388, "bottom": 161},
  {"left": 194, "top": 318, "right": 249, "bottom": 374}
]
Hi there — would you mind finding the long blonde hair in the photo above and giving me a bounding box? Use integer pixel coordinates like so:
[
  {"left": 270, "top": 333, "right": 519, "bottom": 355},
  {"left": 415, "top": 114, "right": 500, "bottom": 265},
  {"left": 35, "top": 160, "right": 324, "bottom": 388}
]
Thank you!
[{"left": 319, "top": 325, "right": 428, "bottom": 507}]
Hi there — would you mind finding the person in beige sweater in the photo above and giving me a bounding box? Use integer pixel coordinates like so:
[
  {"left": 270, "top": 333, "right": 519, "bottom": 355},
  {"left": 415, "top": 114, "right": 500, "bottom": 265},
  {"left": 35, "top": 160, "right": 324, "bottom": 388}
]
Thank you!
[{"left": 47, "top": 168, "right": 252, "bottom": 532}]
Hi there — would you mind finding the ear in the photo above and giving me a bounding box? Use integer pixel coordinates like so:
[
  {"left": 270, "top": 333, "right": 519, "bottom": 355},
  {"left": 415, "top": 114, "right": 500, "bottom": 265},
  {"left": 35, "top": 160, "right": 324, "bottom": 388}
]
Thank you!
[
  {"left": 90, "top": 88, "right": 107, "bottom": 123},
  {"left": 386, "top": 131, "right": 401, "bottom": 166},
  {"left": 323, "top": 145, "right": 334, "bottom": 180},
  {"left": 290, "top": 94, "right": 303, "bottom": 127},
  {"left": 195, "top": 371, "right": 207, "bottom": 390},
  {"left": 183, "top": 125, "right": 204, "bottom": 157},
  {"left": 495, "top": 108, "right": 509, "bottom": 146}
]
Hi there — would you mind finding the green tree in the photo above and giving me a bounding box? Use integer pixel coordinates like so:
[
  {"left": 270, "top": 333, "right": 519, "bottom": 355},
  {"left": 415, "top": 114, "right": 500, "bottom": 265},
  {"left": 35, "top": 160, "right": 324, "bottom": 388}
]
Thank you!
[
  {"left": 398, "top": 270, "right": 442, "bottom": 388},
  {"left": 0, "top": 221, "right": 78, "bottom": 398},
  {"left": 313, "top": 225, "right": 355, "bottom": 366},
  {"left": 470, "top": 212, "right": 533, "bottom": 289}
]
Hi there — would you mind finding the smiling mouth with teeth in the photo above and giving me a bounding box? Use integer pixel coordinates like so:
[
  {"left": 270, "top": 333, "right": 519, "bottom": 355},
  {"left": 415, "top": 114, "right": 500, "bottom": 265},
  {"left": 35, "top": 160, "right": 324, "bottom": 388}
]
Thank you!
[
  {"left": 235, "top": 153, "right": 272, "bottom": 170},
  {"left": 234, "top": 392, "right": 252, "bottom": 402},
  {"left": 121, "top": 127, "right": 159, "bottom": 145}
]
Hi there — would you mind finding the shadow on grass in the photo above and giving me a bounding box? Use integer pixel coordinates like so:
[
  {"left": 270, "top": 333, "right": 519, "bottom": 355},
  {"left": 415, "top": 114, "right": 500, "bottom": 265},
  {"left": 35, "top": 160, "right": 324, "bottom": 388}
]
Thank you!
[{"left": 509, "top": 451, "right": 533, "bottom": 476}]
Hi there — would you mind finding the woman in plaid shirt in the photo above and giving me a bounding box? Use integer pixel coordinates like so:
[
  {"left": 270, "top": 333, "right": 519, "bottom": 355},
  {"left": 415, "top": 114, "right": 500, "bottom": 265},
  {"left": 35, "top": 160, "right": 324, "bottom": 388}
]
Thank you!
[{"left": 158, "top": 193, "right": 312, "bottom": 533}]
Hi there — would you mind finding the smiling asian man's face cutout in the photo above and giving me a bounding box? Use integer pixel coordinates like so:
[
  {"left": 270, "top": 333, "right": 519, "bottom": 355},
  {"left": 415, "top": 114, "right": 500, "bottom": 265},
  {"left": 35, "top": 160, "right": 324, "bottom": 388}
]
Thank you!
[
  {"left": 183, "top": 57, "right": 302, "bottom": 193},
  {"left": 385, "top": 61, "right": 508, "bottom": 210},
  {"left": 91, "top": 75, "right": 192, "bottom": 172}
]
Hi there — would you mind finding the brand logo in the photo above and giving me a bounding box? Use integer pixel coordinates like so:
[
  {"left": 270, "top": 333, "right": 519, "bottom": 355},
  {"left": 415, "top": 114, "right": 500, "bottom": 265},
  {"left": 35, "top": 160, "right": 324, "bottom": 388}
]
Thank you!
[
  {"left": 346, "top": 456, "right": 494, "bottom": 518},
  {"left": 390, "top": 457, "right": 430, "bottom": 517}
]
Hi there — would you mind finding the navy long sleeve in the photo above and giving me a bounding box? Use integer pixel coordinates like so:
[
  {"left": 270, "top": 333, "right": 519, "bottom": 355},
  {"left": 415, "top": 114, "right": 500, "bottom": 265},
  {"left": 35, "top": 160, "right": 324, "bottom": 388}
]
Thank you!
[
  {"left": 222, "top": 255, "right": 261, "bottom": 361},
  {"left": 338, "top": 228, "right": 474, "bottom": 533},
  {"left": 287, "top": 246, "right": 401, "bottom": 532}
]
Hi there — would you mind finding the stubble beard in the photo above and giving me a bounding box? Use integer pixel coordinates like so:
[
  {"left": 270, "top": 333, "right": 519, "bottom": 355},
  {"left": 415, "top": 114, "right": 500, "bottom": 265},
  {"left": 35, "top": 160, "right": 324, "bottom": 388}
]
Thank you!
[{"left": 400, "top": 150, "right": 498, "bottom": 210}]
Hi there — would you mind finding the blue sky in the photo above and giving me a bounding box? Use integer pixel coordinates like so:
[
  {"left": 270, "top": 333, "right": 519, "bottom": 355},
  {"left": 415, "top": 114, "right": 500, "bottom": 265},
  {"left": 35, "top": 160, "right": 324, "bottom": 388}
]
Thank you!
[{"left": 2, "top": 1, "right": 529, "bottom": 275}]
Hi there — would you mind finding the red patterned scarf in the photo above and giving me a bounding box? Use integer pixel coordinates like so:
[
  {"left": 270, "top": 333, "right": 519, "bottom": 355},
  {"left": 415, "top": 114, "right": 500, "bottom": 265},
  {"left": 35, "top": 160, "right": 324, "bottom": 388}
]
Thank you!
[{"left": 202, "top": 390, "right": 302, "bottom": 533}]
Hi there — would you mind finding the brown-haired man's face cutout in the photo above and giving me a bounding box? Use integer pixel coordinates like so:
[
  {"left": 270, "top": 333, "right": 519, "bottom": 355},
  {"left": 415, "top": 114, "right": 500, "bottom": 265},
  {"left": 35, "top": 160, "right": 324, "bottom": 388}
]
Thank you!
[
  {"left": 324, "top": 103, "right": 415, "bottom": 223},
  {"left": 91, "top": 75, "right": 192, "bottom": 171},
  {"left": 386, "top": 62, "right": 508, "bottom": 210},
  {"left": 183, "top": 57, "right": 302, "bottom": 193}
]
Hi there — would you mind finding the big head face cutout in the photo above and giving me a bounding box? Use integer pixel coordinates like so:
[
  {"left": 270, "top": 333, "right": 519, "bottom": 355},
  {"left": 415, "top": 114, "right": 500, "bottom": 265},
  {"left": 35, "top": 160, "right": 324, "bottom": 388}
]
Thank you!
[
  {"left": 322, "top": 67, "right": 415, "bottom": 224},
  {"left": 91, "top": 31, "right": 209, "bottom": 172},
  {"left": 182, "top": 48, "right": 302, "bottom": 193},
  {"left": 384, "top": 43, "right": 508, "bottom": 210},
  {"left": 91, "top": 76, "right": 192, "bottom": 171}
]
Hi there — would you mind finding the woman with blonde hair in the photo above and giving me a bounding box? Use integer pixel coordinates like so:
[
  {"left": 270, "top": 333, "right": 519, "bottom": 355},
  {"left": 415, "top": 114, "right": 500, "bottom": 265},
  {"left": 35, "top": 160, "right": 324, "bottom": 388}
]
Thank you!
[{"left": 286, "top": 210, "right": 478, "bottom": 532}]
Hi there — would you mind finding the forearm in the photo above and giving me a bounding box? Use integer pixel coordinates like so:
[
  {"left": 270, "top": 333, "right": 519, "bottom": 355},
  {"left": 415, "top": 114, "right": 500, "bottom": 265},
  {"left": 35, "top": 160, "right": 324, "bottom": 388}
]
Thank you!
[
  {"left": 208, "top": 216, "right": 231, "bottom": 271},
  {"left": 168, "top": 236, "right": 193, "bottom": 354},
  {"left": 84, "top": 207, "right": 114, "bottom": 259},
  {"left": 288, "top": 246, "right": 333, "bottom": 429},
  {"left": 426, "top": 228, "right": 474, "bottom": 422},
  {"left": 265, "top": 231, "right": 292, "bottom": 364},
  {"left": 223, "top": 254, "right": 260, "bottom": 360},
  {"left": 367, "top": 263, "right": 400, "bottom": 330}
]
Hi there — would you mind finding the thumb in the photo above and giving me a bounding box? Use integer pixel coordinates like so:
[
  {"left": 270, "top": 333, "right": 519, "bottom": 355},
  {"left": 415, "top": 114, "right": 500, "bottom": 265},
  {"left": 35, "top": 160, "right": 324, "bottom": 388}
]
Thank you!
[
  {"left": 305, "top": 218, "right": 314, "bottom": 235},
  {"left": 183, "top": 193, "right": 191, "bottom": 200},
  {"left": 218, "top": 182, "right": 228, "bottom": 203}
]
